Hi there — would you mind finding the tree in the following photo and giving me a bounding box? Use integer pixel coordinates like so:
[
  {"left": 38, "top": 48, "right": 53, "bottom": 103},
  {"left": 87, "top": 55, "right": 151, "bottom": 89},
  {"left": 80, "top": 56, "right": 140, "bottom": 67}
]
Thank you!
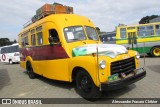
[
  {"left": 13, "top": 39, "right": 17, "bottom": 43},
  {"left": 0, "top": 38, "right": 12, "bottom": 46},
  {"left": 139, "top": 15, "right": 159, "bottom": 24}
]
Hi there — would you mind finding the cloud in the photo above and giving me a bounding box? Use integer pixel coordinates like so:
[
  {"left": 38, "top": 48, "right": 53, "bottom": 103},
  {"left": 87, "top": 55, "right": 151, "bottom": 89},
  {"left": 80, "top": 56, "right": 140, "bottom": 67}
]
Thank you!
[
  {"left": 72, "top": 0, "right": 160, "bottom": 31},
  {"left": 0, "top": 0, "right": 160, "bottom": 40}
]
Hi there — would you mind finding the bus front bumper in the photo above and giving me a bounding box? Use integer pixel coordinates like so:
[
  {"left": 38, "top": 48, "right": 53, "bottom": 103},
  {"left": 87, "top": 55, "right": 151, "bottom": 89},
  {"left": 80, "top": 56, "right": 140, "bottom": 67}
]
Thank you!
[{"left": 101, "top": 68, "right": 146, "bottom": 91}]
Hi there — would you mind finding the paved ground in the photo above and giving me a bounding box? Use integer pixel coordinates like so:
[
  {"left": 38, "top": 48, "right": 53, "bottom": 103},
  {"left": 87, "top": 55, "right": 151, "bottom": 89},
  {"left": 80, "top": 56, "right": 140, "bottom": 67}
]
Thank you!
[{"left": 0, "top": 57, "right": 160, "bottom": 106}]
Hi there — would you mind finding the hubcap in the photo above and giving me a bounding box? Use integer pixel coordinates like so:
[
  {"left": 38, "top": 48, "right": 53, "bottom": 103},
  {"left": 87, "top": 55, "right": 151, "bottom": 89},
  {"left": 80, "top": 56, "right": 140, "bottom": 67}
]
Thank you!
[
  {"left": 79, "top": 75, "right": 92, "bottom": 93},
  {"left": 9, "top": 60, "right": 12, "bottom": 64},
  {"left": 153, "top": 48, "right": 160, "bottom": 56}
]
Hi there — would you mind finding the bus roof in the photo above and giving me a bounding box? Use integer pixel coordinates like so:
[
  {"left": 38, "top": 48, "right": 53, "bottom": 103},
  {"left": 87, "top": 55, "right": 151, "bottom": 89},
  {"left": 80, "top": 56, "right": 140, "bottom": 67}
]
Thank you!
[
  {"left": 18, "top": 14, "right": 95, "bottom": 35},
  {"left": 0, "top": 43, "right": 19, "bottom": 48},
  {"left": 117, "top": 22, "right": 160, "bottom": 28}
]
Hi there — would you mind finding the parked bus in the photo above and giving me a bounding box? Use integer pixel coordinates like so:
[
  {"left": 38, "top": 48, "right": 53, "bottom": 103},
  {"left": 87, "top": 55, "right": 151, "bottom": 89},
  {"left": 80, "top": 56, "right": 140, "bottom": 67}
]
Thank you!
[
  {"left": 0, "top": 43, "right": 20, "bottom": 64},
  {"left": 116, "top": 22, "right": 160, "bottom": 57},
  {"left": 100, "top": 31, "right": 116, "bottom": 44},
  {"left": 18, "top": 13, "right": 146, "bottom": 99}
]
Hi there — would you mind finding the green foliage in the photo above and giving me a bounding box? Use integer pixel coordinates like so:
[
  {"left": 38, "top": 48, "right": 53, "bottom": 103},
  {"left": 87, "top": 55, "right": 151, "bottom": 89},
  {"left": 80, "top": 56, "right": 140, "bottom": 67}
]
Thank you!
[
  {"left": 139, "top": 15, "right": 159, "bottom": 24},
  {"left": 13, "top": 39, "right": 17, "bottom": 43},
  {"left": 0, "top": 38, "right": 16, "bottom": 46}
]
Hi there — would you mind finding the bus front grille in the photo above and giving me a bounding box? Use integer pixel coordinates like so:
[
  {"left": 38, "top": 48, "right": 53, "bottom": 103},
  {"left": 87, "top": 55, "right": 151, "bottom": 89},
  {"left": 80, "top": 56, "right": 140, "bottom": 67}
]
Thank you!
[{"left": 111, "top": 57, "right": 135, "bottom": 75}]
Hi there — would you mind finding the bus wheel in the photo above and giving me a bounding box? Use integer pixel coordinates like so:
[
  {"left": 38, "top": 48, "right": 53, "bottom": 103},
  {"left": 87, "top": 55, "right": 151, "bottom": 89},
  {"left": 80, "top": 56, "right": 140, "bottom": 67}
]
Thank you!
[
  {"left": 27, "top": 62, "right": 36, "bottom": 79},
  {"left": 75, "top": 70, "right": 101, "bottom": 100},
  {"left": 9, "top": 59, "right": 13, "bottom": 64},
  {"left": 151, "top": 47, "right": 160, "bottom": 57}
]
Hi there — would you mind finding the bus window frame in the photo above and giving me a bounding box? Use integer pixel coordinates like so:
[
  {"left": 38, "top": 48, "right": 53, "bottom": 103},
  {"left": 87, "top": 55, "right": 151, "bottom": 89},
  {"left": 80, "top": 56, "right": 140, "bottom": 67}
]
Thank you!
[
  {"left": 31, "top": 29, "right": 36, "bottom": 46},
  {"left": 49, "top": 29, "right": 60, "bottom": 43},
  {"left": 36, "top": 26, "right": 43, "bottom": 46},
  {"left": 137, "top": 25, "right": 154, "bottom": 37},
  {"left": 120, "top": 28, "right": 127, "bottom": 39},
  {"left": 84, "top": 26, "right": 99, "bottom": 41},
  {"left": 21, "top": 30, "right": 29, "bottom": 47},
  {"left": 63, "top": 25, "right": 87, "bottom": 43},
  {"left": 155, "top": 24, "right": 160, "bottom": 35}
]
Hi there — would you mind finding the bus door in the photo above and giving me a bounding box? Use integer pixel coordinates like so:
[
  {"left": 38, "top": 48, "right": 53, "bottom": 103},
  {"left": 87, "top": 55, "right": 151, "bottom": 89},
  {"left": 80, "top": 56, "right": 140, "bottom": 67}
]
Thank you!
[{"left": 128, "top": 32, "right": 138, "bottom": 51}]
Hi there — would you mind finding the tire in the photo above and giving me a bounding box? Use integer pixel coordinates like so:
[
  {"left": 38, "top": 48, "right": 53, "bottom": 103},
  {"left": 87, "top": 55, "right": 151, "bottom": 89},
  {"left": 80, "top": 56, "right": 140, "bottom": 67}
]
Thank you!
[
  {"left": 147, "top": 53, "right": 151, "bottom": 57},
  {"left": 150, "top": 47, "right": 160, "bottom": 57},
  {"left": 9, "top": 59, "right": 13, "bottom": 64},
  {"left": 75, "top": 69, "right": 101, "bottom": 100},
  {"left": 27, "top": 62, "right": 36, "bottom": 79}
]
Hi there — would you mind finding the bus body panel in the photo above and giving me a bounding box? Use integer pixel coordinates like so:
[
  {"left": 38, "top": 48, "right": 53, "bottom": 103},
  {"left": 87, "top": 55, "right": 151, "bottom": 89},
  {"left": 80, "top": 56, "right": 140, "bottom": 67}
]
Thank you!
[
  {"left": 32, "top": 59, "right": 70, "bottom": 81},
  {"left": 19, "top": 44, "right": 70, "bottom": 81},
  {"left": 69, "top": 50, "right": 139, "bottom": 87}
]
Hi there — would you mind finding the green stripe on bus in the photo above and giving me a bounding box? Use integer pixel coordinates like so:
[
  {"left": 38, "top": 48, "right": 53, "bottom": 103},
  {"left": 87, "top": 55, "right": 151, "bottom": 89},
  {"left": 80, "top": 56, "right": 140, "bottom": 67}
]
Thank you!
[
  {"left": 131, "top": 47, "right": 151, "bottom": 54},
  {"left": 116, "top": 40, "right": 160, "bottom": 44},
  {"left": 116, "top": 35, "right": 160, "bottom": 41}
]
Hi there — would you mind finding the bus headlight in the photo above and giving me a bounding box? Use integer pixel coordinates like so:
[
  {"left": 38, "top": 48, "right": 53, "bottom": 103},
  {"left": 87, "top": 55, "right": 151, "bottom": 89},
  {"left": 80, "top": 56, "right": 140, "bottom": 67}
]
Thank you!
[
  {"left": 99, "top": 60, "right": 106, "bottom": 69},
  {"left": 136, "top": 52, "right": 140, "bottom": 59}
]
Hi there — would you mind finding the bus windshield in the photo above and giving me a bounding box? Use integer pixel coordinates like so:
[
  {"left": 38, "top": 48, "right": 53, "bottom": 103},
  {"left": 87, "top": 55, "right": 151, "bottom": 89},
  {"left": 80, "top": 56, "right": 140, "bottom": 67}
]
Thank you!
[
  {"left": 64, "top": 26, "right": 99, "bottom": 42},
  {"left": 85, "top": 26, "right": 99, "bottom": 41},
  {"left": 64, "top": 26, "right": 87, "bottom": 42}
]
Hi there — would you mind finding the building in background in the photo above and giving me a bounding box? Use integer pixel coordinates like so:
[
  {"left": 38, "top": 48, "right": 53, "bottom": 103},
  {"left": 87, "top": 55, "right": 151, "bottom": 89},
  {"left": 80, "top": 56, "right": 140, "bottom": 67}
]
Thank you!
[{"left": 149, "top": 16, "right": 160, "bottom": 23}]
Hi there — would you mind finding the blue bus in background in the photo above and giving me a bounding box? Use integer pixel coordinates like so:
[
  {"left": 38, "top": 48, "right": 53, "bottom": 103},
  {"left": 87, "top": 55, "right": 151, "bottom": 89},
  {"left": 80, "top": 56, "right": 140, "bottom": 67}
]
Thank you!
[{"left": 99, "top": 31, "right": 116, "bottom": 44}]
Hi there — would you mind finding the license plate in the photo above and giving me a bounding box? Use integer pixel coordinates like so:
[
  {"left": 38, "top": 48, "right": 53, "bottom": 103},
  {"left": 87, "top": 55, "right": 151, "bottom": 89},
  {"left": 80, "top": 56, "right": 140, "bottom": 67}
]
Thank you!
[
  {"left": 134, "top": 68, "right": 144, "bottom": 74},
  {"left": 108, "top": 73, "right": 118, "bottom": 82}
]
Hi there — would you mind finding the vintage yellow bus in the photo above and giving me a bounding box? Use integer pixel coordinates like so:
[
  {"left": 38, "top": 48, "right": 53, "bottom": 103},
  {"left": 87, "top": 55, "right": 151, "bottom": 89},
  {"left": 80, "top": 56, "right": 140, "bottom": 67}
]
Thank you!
[
  {"left": 116, "top": 22, "right": 160, "bottom": 57},
  {"left": 18, "top": 14, "right": 146, "bottom": 99}
]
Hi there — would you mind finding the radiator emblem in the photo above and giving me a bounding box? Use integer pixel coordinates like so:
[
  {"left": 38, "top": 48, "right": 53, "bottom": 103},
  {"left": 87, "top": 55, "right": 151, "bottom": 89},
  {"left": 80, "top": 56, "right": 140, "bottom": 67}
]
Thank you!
[{"left": 122, "top": 55, "right": 130, "bottom": 59}]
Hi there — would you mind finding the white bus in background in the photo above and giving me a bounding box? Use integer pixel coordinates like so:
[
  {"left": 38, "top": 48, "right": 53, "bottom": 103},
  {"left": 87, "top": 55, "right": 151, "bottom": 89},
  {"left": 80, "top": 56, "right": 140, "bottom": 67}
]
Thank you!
[{"left": 0, "top": 43, "right": 20, "bottom": 64}]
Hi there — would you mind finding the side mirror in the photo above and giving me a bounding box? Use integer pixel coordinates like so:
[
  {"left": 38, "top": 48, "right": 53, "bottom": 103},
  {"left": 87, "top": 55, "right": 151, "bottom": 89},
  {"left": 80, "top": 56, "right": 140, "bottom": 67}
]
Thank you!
[{"left": 48, "top": 37, "right": 54, "bottom": 46}]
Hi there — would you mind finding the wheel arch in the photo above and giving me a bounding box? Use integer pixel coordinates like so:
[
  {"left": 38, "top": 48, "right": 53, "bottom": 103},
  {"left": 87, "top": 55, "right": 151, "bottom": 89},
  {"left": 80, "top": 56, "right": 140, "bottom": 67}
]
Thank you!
[
  {"left": 71, "top": 66, "right": 98, "bottom": 87},
  {"left": 71, "top": 67, "right": 88, "bottom": 82},
  {"left": 25, "top": 56, "right": 33, "bottom": 69},
  {"left": 26, "top": 61, "right": 32, "bottom": 71},
  {"left": 150, "top": 45, "right": 160, "bottom": 57},
  {"left": 150, "top": 45, "right": 160, "bottom": 51}
]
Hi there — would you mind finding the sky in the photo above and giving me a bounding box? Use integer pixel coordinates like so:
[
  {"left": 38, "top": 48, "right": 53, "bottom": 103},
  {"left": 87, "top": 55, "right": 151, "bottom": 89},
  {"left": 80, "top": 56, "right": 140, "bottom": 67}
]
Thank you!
[{"left": 0, "top": 0, "right": 160, "bottom": 41}]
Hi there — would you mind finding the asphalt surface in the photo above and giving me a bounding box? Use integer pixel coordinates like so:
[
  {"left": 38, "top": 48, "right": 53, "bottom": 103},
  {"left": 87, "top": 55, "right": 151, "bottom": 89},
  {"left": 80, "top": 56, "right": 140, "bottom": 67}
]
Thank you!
[{"left": 0, "top": 57, "right": 160, "bottom": 107}]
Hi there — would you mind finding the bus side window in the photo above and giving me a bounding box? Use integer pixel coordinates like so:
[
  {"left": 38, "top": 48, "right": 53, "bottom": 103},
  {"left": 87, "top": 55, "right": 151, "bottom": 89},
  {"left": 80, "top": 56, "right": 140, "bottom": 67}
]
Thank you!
[
  {"left": 49, "top": 29, "right": 60, "bottom": 43},
  {"left": 138, "top": 26, "right": 146, "bottom": 37},
  {"left": 25, "top": 37, "right": 29, "bottom": 46},
  {"left": 36, "top": 26, "right": 43, "bottom": 45},
  {"left": 156, "top": 25, "right": 160, "bottom": 35},
  {"left": 120, "top": 28, "right": 126, "bottom": 38},
  {"left": 37, "top": 32, "right": 43, "bottom": 45},
  {"left": 21, "top": 38, "right": 25, "bottom": 47},
  {"left": 31, "top": 29, "right": 36, "bottom": 46},
  {"left": 31, "top": 34, "right": 36, "bottom": 46}
]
